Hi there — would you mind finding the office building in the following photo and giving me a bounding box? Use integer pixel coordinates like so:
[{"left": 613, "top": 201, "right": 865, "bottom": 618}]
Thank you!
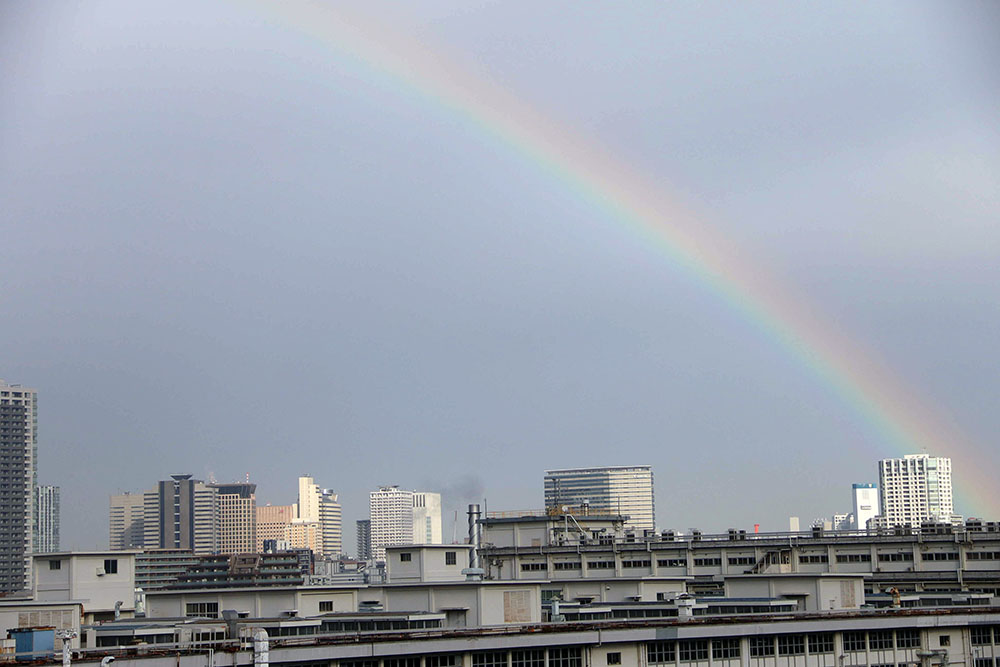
[
  {"left": 411, "top": 492, "right": 442, "bottom": 545},
  {"left": 256, "top": 504, "right": 295, "bottom": 552},
  {"left": 369, "top": 486, "right": 414, "bottom": 561},
  {"left": 852, "top": 483, "right": 880, "bottom": 530},
  {"left": 33, "top": 485, "right": 60, "bottom": 553},
  {"left": 110, "top": 492, "right": 146, "bottom": 550},
  {"left": 296, "top": 476, "right": 343, "bottom": 558},
  {"left": 878, "top": 455, "right": 954, "bottom": 527},
  {"left": 0, "top": 381, "right": 36, "bottom": 593},
  {"left": 356, "top": 520, "right": 372, "bottom": 560},
  {"left": 544, "top": 465, "right": 655, "bottom": 532},
  {"left": 210, "top": 482, "right": 256, "bottom": 555},
  {"left": 143, "top": 475, "right": 218, "bottom": 554}
]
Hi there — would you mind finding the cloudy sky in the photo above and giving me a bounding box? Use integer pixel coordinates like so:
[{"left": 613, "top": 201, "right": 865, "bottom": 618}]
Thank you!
[{"left": 2, "top": 1, "right": 998, "bottom": 551}]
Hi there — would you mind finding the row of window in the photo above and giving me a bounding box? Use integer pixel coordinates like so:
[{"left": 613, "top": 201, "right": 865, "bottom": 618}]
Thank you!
[{"left": 971, "top": 626, "right": 1000, "bottom": 645}]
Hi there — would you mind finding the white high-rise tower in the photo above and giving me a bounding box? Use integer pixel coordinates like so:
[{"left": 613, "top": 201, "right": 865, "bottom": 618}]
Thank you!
[{"left": 878, "top": 455, "right": 954, "bottom": 527}]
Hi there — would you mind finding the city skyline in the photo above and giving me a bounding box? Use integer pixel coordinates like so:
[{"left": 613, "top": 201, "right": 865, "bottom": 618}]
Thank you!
[{"left": 2, "top": 2, "right": 998, "bottom": 549}]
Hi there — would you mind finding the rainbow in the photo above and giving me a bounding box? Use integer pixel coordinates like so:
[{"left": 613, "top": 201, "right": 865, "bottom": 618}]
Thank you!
[{"left": 246, "top": 2, "right": 995, "bottom": 519}]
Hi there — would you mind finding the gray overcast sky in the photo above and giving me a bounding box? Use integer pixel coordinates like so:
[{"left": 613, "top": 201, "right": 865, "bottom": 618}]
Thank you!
[{"left": 2, "top": 2, "right": 998, "bottom": 552}]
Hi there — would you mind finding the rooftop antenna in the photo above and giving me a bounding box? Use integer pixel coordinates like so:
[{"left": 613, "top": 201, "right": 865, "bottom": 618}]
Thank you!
[
  {"left": 208, "top": 471, "right": 217, "bottom": 484},
  {"left": 246, "top": 472, "right": 250, "bottom": 483}
]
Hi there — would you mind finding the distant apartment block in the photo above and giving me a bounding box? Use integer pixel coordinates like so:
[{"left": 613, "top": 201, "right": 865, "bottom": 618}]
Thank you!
[
  {"left": 296, "top": 476, "right": 343, "bottom": 558},
  {"left": 412, "top": 492, "right": 442, "bottom": 545},
  {"left": 356, "top": 519, "right": 372, "bottom": 560},
  {"left": 369, "top": 486, "right": 414, "bottom": 561},
  {"left": 33, "top": 485, "right": 60, "bottom": 553},
  {"left": 0, "top": 381, "right": 37, "bottom": 593},
  {"left": 879, "top": 455, "right": 954, "bottom": 527},
  {"left": 852, "top": 483, "right": 880, "bottom": 530},
  {"left": 544, "top": 465, "right": 655, "bottom": 532},
  {"left": 143, "top": 475, "right": 218, "bottom": 554},
  {"left": 210, "top": 483, "right": 256, "bottom": 555},
  {"left": 110, "top": 492, "right": 147, "bottom": 550}
]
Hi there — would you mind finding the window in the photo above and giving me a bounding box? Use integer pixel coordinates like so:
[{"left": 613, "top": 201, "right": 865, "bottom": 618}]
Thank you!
[
  {"left": 520, "top": 562, "right": 547, "bottom": 571},
  {"left": 554, "top": 562, "right": 581, "bottom": 570},
  {"left": 777, "top": 635, "right": 805, "bottom": 655},
  {"left": 693, "top": 557, "right": 722, "bottom": 566},
  {"left": 185, "top": 602, "right": 219, "bottom": 618},
  {"left": 445, "top": 551, "right": 457, "bottom": 565},
  {"left": 749, "top": 637, "right": 775, "bottom": 657},
  {"left": 340, "top": 661, "right": 378, "bottom": 667},
  {"left": 621, "top": 559, "right": 651, "bottom": 568},
  {"left": 836, "top": 553, "right": 872, "bottom": 563},
  {"left": 384, "top": 660, "right": 420, "bottom": 667},
  {"left": 799, "top": 554, "right": 829, "bottom": 563},
  {"left": 511, "top": 649, "right": 544, "bottom": 667},
  {"left": 426, "top": 655, "right": 460, "bottom": 667},
  {"left": 808, "top": 633, "right": 834, "bottom": 653},
  {"left": 657, "top": 559, "right": 686, "bottom": 567},
  {"left": 587, "top": 561, "right": 615, "bottom": 569},
  {"left": 49, "top": 560, "right": 61, "bottom": 570},
  {"left": 843, "top": 631, "right": 866, "bottom": 652},
  {"left": 472, "top": 652, "right": 507, "bottom": 667},
  {"left": 548, "top": 647, "right": 582, "bottom": 667},
  {"left": 896, "top": 629, "right": 921, "bottom": 649},
  {"left": 399, "top": 553, "right": 412, "bottom": 562},
  {"left": 727, "top": 556, "right": 755, "bottom": 566},
  {"left": 968, "top": 551, "right": 1000, "bottom": 560},
  {"left": 870, "top": 631, "right": 894, "bottom": 650},
  {"left": 712, "top": 638, "right": 740, "bottom": 659},
  {"left": 319, "top": 601, "right": 334, "bottom": 612},
  {"left": 878, "top": 552, "right": 914, "bottom": 562},
  {"left": 606, "top": 652, "right": 622, "bottom": 665},
  {"left": 939, "top": 635, "right": 951, "bottom": 647},
  {"left": 679, "top": 640, "right": 708, "bottom": 661},
  {"left": 923, "top": 552, "right": 959, "bottom": 561},
  {"left": 103, "top": 559, "right": 118, "bottom": 574},
  {"left": 647, "top": 642, "right": 676, "bottom": 664}
]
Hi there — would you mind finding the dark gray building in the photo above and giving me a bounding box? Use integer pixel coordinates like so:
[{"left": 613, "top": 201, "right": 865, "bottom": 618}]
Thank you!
[
  {"left": 356, "top": 519, "right": 372, "bottom": 560},
  {"left": 143, "top": 475, "right": 218, "bottom": 554},
  {"left": 0, "top": 381, "right": 36, "bottom": 593}
]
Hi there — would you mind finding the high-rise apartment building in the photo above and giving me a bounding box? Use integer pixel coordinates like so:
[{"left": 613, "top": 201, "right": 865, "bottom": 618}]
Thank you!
[
  {"left": 356, "top": 520, "right": 372, "bottom": 560},
  {"left": 143, "top": 475, "right": 218, "bottom": 554},
  {"left": 110, "top": 492, "right": 146, "bottom": 550},
  {"left": 211, "top": 483, "right": 256, "bottom": 554},
  {"left": 33, "top": 485, "right": 60, "bottom": 553},
  {"left": 256, "top": 504, "right": 296, "bottom": 552},
  {"left": 411, "top": 492, "right": 442, "bottom": 545},
  {"left": 296, "top": 476, "right": 343, "bottom": 558},
  {"left": 852, "top": 483, "right": 880, "bottom": 531},
  {"left": 544, "top": 466, "right": 655, "bottom": 532},
  {"left": 878, "top": 455, "right": 954, "bottom": 527},
  {"left": 369, "top": 486, "right": 414, "bottom": 561},
  {"left": 0, "top": 381, "right": 37, "bottom": 592}
]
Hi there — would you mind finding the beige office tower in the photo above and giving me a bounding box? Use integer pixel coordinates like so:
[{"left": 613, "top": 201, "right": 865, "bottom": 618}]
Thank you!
[
  {"left": 143, "top": 475, "right": 219, "bottom": 555},
  {"left": 210, "top": 483, "right": 256, "bottom": 554},
  {"left": 296, "top": 476, "right": 343, "bottom": 558},
  {"left": 879, "top": 455, "right": 955, "bottom": 527},
  {"left": 0, "top": 381, "right": 36, "bottom": 593},
  {"left": 256, "top": 505, "right": 295, "bottom": 552},
  {"left": 369, "top": 486, "right": 414, "bottom": 561},
  {"left": 109, "top": 492, "right": 146, "bottom": 550},
  {"left": 544, "top": 466, "right": 655, "bottom": 532},
  {"left": 411, "top": 492, "right": 442, "bottom": 545}
]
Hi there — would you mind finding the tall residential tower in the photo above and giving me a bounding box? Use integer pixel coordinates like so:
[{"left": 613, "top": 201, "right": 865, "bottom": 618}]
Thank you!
[
  {"left": 878, "top": 455, "right": 955, "bottom": 527},
  {"left": 0, "top": 381, "right": 36, "bottom": 593}
]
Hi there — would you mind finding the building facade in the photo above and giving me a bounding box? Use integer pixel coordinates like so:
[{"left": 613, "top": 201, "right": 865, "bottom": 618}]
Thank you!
[
  {"left": 356, "top": 520, "right": 371, "bottom": 560},
  {"left": 369, "top": 486, "right": 413, "bottom": 561},
  {"left": 296, "top": 476, "right": 343, "bottom": 558},
  {"left": 544, "top": 465, "right": 654, "bottom": 532},
  {"left": 0, "top": 381, "right": 36, "bottom": 593},
  {"left": 210, "top": 483, "right": 256, "bottom": 555},
  {"left": 411, "top": 492, "right": 442, "bottom": 545},
  {"left": 33, "top": 485, "right": 59, "bottom": 553},
  {"left": 110, "top": 492, "right": 146, "bottom": 550},
  {"left": 852, "top": 482, "right": 880, "bottom": 530},
  {"left": 879, "top": 455, "right": 954, "bottom": 527},
  {"left": 143, "top": 475, "right": 218, "bottom": 554}
]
